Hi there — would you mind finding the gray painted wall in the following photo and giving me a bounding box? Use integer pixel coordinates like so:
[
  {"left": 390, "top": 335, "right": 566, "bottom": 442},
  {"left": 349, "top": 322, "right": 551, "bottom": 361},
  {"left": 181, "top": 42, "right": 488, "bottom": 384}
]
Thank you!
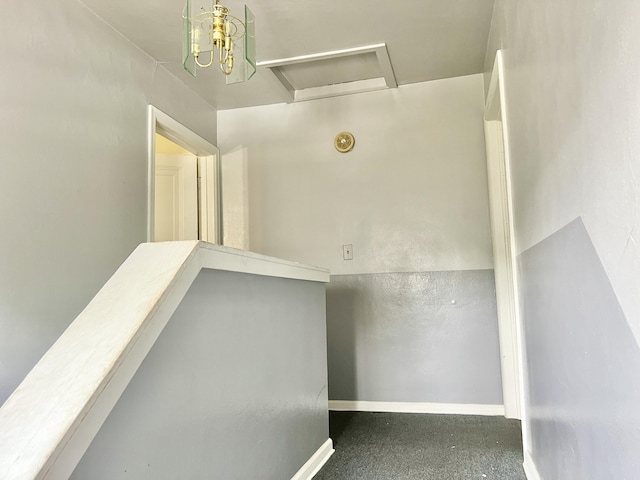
[
  {"left": 0, "top": 0, "right": 217, "bottom": 405},
  {"left": 484, "top": 0, "right": 640, "bottom": 335},
  {"left": 218, "top": 75, "right": 503, "bottom": 406},
  {"left": 485, "top": 0, "right": 640, "bottom": 475},
  {"left": 519, "top": 219, "right": 640, "bottom": 479},
  {"left": 72, "top": 269, "right": 329, "bottom": 480},
  {"left": 327, "top": 271, "right": 502, "bottom": 404}
]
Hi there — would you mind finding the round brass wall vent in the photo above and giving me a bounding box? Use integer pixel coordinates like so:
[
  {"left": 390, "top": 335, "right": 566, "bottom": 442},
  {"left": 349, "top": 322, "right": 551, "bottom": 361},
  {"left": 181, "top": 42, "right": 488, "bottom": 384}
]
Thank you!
[{"left": 334, "top": 132, "right": 355, "bottom": 153}]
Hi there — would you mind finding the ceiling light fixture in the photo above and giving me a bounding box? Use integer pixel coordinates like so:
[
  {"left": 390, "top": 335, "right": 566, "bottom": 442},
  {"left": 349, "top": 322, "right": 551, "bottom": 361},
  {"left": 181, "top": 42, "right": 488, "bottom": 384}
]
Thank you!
[{"left": 182, "top": 0, "right": 256, "bottom": 84}]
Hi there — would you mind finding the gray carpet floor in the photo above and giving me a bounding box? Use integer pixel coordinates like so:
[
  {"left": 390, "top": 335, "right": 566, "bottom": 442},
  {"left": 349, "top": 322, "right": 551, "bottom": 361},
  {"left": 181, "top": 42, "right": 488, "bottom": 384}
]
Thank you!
[{"left": 314, "top": 412, "right": 526, "bottom": 480}]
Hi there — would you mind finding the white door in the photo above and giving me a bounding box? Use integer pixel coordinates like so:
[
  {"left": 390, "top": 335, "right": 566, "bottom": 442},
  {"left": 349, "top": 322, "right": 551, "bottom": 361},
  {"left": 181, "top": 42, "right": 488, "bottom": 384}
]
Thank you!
[{"left": 154, "top": 153, "right": 198, "bottom": 241}]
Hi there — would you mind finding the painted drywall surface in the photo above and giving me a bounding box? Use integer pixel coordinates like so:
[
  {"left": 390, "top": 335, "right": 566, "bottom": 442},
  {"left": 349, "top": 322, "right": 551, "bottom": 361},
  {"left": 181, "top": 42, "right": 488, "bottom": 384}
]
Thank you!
[
  {"left": 72, "top": 269, "right": 329, "bottom": 479},
  {"left": 327, "top": 270, "right": 503, "bottom": 405},
  {"left": 155, "top": 134, "right": 192, "bottom": 154},
  {"left": 484, "top": 0, "right": 640, "bottom": 474},
  {"left": 218, "top": 75, "right": 493, "bottom": 275},
  {"left": 485, "top": 0, "right": 640, "bottom": 343},
  {"left": 0, "top": 0, "right": 217, "bottom": 404},
  {"left": 519, "top": 219, "right": 640, "bottom": 479},
  {"left": 221, "top": 147, "right": 250, "bottom": 250},
  {"left": 218, "top": 75, "right": 502, "bottom": 406}
]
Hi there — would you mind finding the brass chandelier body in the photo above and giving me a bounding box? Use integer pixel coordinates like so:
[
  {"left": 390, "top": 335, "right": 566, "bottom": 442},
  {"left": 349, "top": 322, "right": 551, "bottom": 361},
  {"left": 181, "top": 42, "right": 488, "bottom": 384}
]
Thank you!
[
  {"left": 183, "top": 0, "right": 256, "bottom": 83},
  {"left": 192, "top": 1, "right": 244, "bottom": 75}
]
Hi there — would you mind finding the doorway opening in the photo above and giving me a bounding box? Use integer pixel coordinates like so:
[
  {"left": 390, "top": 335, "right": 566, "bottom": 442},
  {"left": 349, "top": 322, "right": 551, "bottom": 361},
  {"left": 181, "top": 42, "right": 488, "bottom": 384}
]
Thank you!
[
  {"left": 484, "top": 50, "right": 527, "bottom": 434},
  {"left": 147, "top": 106, "right": 222, "bottom": 244}
]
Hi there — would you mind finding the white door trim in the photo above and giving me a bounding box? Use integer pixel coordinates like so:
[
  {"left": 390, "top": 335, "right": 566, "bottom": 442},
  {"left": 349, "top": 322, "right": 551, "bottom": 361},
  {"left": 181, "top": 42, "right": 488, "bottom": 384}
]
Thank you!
[
  {"left": 147, "top": 106, "right": 222, "bottom": 243},
  {"left": 197, "top": 155, "right": 219, "bottom": 243},
  {"left": 484, "top": 51, "right": 527, "bottom": 433}
]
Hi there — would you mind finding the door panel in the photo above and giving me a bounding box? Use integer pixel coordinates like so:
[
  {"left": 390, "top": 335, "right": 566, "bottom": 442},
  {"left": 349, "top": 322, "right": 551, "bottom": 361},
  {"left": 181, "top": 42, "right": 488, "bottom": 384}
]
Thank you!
[{"left": 154, "top": 153, "right": 198, "bottom": 241}]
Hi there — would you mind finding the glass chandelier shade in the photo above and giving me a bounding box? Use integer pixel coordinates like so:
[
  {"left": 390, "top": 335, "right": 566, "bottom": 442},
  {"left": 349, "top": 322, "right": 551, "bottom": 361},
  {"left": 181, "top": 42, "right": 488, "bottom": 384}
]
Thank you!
[{"left": 183, "top": 0, "right": 256, "bottom": 84}]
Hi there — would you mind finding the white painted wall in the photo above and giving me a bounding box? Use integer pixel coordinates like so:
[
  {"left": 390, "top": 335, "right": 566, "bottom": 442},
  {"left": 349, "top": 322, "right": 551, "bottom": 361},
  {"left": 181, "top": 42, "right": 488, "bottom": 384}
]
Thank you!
[
  {"left": 485, "top": 0, "right": 640, "bottom": 342},
  {"left": 218, "top": 75, "right": 493, "bottom": 274},
  {"left": 0, "top": 0, "right": 217, "bottom": 404},
  {"left": 221, "top": 147, "right": 251, "bottom": 250}
]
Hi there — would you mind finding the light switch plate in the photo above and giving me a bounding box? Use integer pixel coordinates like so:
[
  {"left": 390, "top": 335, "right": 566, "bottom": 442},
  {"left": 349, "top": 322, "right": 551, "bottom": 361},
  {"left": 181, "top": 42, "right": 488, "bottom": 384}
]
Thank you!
[{"left": 343, "top": 244, "right": 353, "bottom": 260}]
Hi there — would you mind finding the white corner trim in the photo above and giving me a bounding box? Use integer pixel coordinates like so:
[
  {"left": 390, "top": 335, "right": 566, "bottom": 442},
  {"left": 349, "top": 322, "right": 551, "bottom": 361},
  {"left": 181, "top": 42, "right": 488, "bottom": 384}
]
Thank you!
[
  {"left": 290, "top": 438, "right": 334, "bottom": 480},
  {"left": 328, "top": 401, "right": 505, "bottom": 416},
  {"left": 523, "top": 451, "right": 542, "bottom": 480}
]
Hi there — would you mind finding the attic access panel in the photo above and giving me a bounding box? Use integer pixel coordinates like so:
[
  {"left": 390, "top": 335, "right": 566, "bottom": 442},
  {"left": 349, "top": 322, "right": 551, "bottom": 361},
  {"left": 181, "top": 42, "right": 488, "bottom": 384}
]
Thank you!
[{"left": 258, "top": 44, "right": 397, "bottom": 103}]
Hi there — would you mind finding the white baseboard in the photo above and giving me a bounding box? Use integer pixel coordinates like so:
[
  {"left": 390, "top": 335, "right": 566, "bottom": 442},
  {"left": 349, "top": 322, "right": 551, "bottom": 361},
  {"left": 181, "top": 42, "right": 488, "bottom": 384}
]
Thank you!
[
  {"left": 523, "top": 451, "right": 542, "bottom": 480},
  {"left": 328, "top": 400, "right": 505, "bottom": 416},
  {"left": 290, "top": 438, "right": 334, "bottom": 480}
]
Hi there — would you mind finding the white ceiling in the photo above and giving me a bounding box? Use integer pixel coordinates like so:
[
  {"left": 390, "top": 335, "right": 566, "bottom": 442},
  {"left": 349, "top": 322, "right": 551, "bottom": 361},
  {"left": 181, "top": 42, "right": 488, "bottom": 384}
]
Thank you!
[{"left": 79, "top": 0, "right": 496, "bottom": 110}]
